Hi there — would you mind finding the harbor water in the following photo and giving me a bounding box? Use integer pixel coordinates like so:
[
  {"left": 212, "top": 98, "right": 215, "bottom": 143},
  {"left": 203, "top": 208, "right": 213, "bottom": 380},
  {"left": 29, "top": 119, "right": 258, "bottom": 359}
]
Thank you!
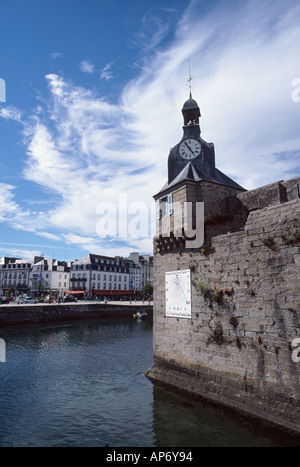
[{"left": 0, "top": 316, "right": 299, "bottom": 447}]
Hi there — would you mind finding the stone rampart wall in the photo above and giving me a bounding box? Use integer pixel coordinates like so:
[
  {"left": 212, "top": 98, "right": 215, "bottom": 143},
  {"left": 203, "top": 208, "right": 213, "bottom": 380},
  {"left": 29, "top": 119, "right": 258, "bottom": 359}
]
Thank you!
[{"left": 147, "top": 197, "right": 300, "bottom": 433}]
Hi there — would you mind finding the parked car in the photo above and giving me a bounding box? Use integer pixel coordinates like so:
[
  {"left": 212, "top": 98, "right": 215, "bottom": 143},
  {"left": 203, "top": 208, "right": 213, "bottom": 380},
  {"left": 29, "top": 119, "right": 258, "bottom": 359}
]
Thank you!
[
  {"left": 19, "top": 297, "right": 38, "bottom": 304},
  {"left": 0, "top": 297, "right": 9, "bottom": 305},
  {"left": 63, "top": 294, "right": 77, "bottom": 303}
]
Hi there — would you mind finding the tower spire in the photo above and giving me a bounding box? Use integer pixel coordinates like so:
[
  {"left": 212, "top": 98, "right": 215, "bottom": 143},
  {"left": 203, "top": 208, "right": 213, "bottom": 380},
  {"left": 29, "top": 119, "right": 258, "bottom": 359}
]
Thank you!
[{"left": 187, "top": 59, "right": 193, "bottom": 98}]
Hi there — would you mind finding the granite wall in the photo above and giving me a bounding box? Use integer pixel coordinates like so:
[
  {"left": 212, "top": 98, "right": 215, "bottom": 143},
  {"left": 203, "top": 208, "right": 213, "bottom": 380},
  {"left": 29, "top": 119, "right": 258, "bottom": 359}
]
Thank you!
[{"left": 147, "top": 191, "right": 300, "bottom": 434}]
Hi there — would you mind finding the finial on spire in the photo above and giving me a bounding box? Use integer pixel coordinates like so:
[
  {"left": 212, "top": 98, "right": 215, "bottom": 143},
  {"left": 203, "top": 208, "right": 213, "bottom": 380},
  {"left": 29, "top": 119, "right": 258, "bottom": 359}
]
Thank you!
[{"left": 187, "top": 59, "right": 193, "bottom": 98}]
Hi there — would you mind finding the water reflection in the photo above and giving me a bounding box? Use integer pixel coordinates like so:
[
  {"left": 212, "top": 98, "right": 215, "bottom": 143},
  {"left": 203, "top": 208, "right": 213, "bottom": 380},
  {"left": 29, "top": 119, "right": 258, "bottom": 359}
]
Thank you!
[
  {"left": 152, "top": 385, "right": 300, "bottom": 447},
  {"left": 0, "top": 319, "right": 154, "bottom": 447},
  {"left": 0, "top": 318, "right": 299, "bottom": 447}
]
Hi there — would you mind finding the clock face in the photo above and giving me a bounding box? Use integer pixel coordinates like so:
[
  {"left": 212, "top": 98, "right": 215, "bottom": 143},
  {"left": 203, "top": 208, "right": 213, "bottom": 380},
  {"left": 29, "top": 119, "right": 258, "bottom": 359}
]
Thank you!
[{"left": 179, "top": 139, "right": 201, "bottom": 160}]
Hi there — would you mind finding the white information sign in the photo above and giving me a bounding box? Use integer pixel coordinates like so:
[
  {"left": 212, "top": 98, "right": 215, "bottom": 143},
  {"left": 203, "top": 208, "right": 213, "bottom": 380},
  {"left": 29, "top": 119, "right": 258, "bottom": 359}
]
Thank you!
[{"left": 165, "top": 269, "right": 191, "bottom": 319}]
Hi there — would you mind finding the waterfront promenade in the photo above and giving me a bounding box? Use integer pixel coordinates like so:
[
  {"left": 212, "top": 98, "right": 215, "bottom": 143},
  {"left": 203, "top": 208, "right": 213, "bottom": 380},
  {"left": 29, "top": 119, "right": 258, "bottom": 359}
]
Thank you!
[
  {"left": 1, "top": 299, "right": 152, "bottom": 307},
  {"left": 0, "top": 300, "right": 152, "bottom": 326}
]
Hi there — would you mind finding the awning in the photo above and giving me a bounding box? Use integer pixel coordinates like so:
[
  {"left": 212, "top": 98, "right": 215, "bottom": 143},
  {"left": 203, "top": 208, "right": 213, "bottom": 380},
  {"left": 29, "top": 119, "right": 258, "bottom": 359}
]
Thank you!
[
  {"left": 93, "top": 289, "right": 134, "bottom": 296},
  {"left": 65, "top": 290, "right": 85, "bottom": 294}
]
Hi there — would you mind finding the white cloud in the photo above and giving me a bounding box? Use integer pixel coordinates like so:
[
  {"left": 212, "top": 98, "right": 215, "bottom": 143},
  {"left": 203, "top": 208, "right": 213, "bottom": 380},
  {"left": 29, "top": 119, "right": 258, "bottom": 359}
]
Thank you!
[
  {"left": 123, "top": 0, "right": 300, "bottom": 190},
  {"left": 79, "top": 60, "right": 95, "bottom": 74},
  {"left": 1, "top": 0, "right": 300, "bottom": 259},
  {"left": 0, "top": 183, "right": 20, "bottom": 221},
  {"left": 0, "top": 183, "right": 48, "bottom": 234},
  {"left": 63, "top": 233, "right": 97, "bottom": 245},
  {"left": 0, "top": 247, "right": 45, "bottom": 260},
  {"left": 131, "top": 12, "right": 171, "bottom": 53},
  {"left": 0, "top": 106, "right": 22, "bottom": 122},
  {"left": 50, "top": 52, "right": 64, "bottom": 59},
  {"left": 100, "top": 63, "right": 114, "bottom": 81},
  {"left": 36, "top": 232, "right": 62, "bottom": 241}
]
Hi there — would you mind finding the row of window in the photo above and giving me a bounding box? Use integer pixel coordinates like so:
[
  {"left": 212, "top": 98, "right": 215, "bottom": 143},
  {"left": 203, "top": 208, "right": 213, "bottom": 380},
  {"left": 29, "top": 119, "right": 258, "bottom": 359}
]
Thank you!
[
  {"left": 72, "top": 264, "right": 129, "bottom": 273},
  {"left": 31, "top": 281, "right": 68, "bottom": 289},
  {"left": 1, "top": 280, "right": 68, "bottom": 288},
  {"left": 0, "top": 273, "right": 68, "bottom": 279},
  {"left": 72, "top": 273, "right": 128, "bottom": 282},
  {"left": 73, "top": 282, "right": 130, "bottom": 291},
  {"left": 2, "top": 281, "right": 26, "bottom": 286},
  {"left": 0, "top": 273, "right": 28, "bottom": 279}
]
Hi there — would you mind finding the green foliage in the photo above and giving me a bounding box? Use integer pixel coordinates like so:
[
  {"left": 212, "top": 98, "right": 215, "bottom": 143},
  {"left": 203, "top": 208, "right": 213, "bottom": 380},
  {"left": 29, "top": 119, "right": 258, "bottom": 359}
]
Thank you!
[
  {"left": 207, "top": 323, "right": 224, "bottom": 346},
  {"left": 141, "top": 283, "right": 153, "bottom": 297},
  {"left": 280, "top": 232, "right": 300, "bottom": 245},
  {"left": 192, "top": 281, "right": 232, "bottom": 308}
]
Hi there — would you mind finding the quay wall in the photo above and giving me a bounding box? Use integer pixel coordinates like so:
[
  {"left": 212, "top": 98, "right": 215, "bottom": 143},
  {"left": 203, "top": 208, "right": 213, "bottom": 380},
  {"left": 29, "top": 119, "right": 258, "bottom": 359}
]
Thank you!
[
  {"left": 147, "top": 196, "right": 300, "bottom": 435},
  {"left": 0, "top": 303, "right": 152, "bottom": 326}
]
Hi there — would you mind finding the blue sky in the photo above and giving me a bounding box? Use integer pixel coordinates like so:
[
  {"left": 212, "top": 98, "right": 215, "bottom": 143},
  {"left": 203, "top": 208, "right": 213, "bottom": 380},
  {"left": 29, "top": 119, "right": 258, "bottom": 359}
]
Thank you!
[{"left": 0, "top": 0, "right": 299, "bottom": 261}]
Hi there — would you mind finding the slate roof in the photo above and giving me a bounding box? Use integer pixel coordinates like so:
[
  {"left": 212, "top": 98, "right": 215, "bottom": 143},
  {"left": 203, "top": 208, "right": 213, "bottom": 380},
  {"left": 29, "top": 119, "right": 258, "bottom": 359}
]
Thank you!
[{"left": 154, "top": 161, "right": 245, "bottom": 198}]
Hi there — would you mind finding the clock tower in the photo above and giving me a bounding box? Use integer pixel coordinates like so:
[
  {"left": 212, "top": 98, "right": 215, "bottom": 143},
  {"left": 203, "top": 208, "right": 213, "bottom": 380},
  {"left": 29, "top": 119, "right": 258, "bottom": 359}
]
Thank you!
[
  {"left": 154, "top": 93, "right": 246, "bottom": 253},
  {"left": 168, "top": 95, "right": 229, "bottom": 187}
]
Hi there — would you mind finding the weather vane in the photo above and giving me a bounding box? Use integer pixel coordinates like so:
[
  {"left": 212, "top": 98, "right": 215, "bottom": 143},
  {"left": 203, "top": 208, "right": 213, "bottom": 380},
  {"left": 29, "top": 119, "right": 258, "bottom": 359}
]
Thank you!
[{"left": 187, "top": 59, "right": 193, "bottom": 98}]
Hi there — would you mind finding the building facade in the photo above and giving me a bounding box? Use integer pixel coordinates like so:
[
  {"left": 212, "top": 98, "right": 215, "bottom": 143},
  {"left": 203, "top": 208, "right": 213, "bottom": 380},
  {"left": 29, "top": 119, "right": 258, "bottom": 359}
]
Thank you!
[
  {"left": 0, "top": 252, "right": 153, "bottom": 301},
  {"left": 70, "top": 253, "right": 131, "bottom": 299},
  {"left": 0, "top": 256, "right": 43, "bottom": 297},
  {"left": 30, "top": 259, "right": 71, "bottom": 298},
  {"left": 69, "top": 252, "right": 153, "bottom": 299},
  {"left": 128, "top": 252, "right": 153, "bottom": 291}
]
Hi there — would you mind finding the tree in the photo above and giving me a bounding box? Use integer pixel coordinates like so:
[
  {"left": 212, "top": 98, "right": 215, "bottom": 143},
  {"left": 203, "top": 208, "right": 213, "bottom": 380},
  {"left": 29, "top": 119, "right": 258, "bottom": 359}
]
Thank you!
[{"left": 142, "top": 283, "right": 153, "bottom": 297}]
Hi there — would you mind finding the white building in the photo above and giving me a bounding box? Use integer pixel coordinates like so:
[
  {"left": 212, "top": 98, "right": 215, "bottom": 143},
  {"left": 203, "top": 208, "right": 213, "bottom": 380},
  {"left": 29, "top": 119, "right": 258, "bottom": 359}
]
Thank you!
[
  {"left": 69, "top": 253, "right": 154, "bottom": 299},
  {"left": 70, "top": 253, "right": 131, "bottom": 299},
  {"left": 127, "top": 252, "right": 153, "bottom": 290},
  {"left": 30, "top": 259, "right": 71, "bottom": 298},
  {"left": 0, "top": 256, "right": 42, "bottom": 297}
]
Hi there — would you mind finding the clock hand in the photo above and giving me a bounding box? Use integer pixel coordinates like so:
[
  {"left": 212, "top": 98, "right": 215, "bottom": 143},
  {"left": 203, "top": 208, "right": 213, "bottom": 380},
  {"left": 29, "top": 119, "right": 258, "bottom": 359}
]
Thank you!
[{"left": 184, "top": 141, "right": 195, "bottom": 157}]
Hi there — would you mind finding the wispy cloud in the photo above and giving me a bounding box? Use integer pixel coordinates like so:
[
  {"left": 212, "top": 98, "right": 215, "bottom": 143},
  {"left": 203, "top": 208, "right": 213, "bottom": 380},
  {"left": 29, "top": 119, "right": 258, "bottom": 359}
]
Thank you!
[
  {"left": 79, "top": 60, "right": 95, "bottom": 74},
  {"left": 132, "top": 13, "right": 171, "bottom": 53},
  {"left": 100, "top": 62, "right": 114, "bottom": 81},
  {"left": 0, "top": 183, "right": 48, "bottom": 237},
  {"left": 0, "top": 247, "right": 46, "bottom": 260},
  {"left": 0, "top": 0, "right": 299, "bottom": 258},
  {"left": 0, "top": 106, "right": 22, "bottom": 122},
  {"left": 50, "top": 52, "right": 64, "bottom": 59}
]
